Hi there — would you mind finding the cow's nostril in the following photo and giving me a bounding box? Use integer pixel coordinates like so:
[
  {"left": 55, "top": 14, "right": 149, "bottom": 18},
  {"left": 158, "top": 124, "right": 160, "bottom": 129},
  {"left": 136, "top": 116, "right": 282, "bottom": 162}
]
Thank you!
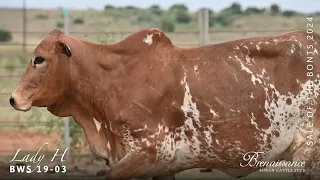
[{"left": 9, "top": 96, "right": 15, "bottom": 107}]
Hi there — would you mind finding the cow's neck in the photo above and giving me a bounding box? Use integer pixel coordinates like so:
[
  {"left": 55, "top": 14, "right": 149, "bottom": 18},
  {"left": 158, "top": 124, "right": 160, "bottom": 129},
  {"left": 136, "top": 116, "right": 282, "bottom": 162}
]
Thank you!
[{"left": 47, "top": 40, "right": 136, "bottom": 161}]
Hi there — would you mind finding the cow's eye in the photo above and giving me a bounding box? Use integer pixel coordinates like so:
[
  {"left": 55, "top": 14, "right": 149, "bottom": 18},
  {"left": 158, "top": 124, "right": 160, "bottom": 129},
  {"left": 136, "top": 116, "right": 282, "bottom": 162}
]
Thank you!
[{"left": 34, "top": 57, "right": 45, "bottom": 65}]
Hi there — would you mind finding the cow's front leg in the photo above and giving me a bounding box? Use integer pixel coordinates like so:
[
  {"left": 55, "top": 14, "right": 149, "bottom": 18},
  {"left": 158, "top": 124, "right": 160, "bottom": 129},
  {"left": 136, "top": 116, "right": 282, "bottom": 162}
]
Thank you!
[{"left": 107, "top": 150, "right": 157, "bottom": 180}]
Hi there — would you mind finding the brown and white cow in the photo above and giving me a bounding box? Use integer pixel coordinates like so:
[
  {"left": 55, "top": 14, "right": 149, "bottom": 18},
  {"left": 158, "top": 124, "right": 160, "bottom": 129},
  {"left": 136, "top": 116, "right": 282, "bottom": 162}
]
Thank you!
[{"left": 9, "top": 28, "right": 320, "bottom": 180}]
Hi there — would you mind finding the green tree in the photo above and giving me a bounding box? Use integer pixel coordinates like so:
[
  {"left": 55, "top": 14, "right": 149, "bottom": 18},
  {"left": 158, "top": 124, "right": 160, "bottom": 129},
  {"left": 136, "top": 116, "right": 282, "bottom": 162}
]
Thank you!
[
  {"left": 149, "top": 5, "right": 163, "bottom": 16},
  {"left": 270, "top": 4, "right": 280, "bottom": 15},
  {"left": 169, "top": 4, "right": 188, "bottom": 12},
  {"left": 160, "top": 19, "right": 175, "bottom": 32},
  {"left": 176, "top": 11, "right": 191, "bottom": 24},
  {"left": 283, "top": 10, "right": 297, "bottom": 18},
  {"left": 0, "top": 28, "right": 12, "bottom": 42},
  {"left": 229, "top": 2, "right": 242, "bottom": 14},
  {"left": 104, "top": 5, "right": 115, "bottom": 10}
]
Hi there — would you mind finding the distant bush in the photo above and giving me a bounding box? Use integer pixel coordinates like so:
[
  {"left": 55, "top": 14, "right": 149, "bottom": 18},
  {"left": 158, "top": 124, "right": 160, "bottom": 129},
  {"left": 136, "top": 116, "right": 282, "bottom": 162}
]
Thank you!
[
  {"left": 270, "top": 4, "right": 281, "bottom": 15},
  {"left": 35, "top": 14, "right": 49, "bottom": 20},
  {"left": 161, "top": 19, "right": 175, "bottom": 32},
  {"left": 56, "top": 21, "right": 64, "bottom": 28},
  {"left": 138, "top": 14, "right": 153, "bottom": 23},
  {"left": 244, "top": 7, "right": 265, "bottom": 15},
  {"left": 283, "top": 10, "right": 297, "bottom": 18},
  {"left": 73, "top": 18, "right": 84, "bottom": 24},
  {"left": 149, "top": 5, "right": 163, "bottom": 16},
  {"left": 104, "top": 5, "right": 115, "bottom": 10},
  {"left": 214, "top": 15, "right": 234, "bottom": 27},
  {"left": 0, "top": 28, "right": 12, "bottom": 42},
  {"left": 229, "top": 2, "right": 242, "bottom": 14},
  {"left": 169, "top": 4, "right": 188, "bottom": 12},
  {"left": 176, "top": 11, "right": 191, "bottom": 24},
  {"left": 125, "top": 6, "right": 139, "bottom": 10}
]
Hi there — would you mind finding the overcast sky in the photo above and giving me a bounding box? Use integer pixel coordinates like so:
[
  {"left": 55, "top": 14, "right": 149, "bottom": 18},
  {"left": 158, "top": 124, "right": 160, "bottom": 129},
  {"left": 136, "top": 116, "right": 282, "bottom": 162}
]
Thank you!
[{"left": 0, "top": 0, "right": 319, "bottom": 13}]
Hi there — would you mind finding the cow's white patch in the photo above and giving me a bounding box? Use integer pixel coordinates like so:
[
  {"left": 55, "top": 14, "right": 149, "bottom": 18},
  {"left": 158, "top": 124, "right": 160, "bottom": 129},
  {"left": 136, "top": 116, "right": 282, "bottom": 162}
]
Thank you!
[
  {"left": 215, "top": 139, "right": 220, "bottom": 145},
  {"left": 233, "top": 55, "right": 264, "bottom": 85},
  {"left": 256, "top": 44, "right": 261, "bottom": 51},
  {"left": 143, "top": 34, "right": 154, "bottom": 45},
  {"left": 291, "top": 44, "right": 296, "bottom": 53},
  {"left": 250, "top": 92, "right": 254, "bottom": 99},
  {"left": 249, "top": 113, "right": 260, "bottom": 131},
  {"left": 210, "top": 109, "right": 219, "bottom": 118},
  {"left": 93, "top": 118, "right": 101, "bottom": 132},
  {"left": 230, "top": 109, "right": 235, "bottom": 112},
  {"left": 180, "top": 73, "right": 201, "bottom": 127},
  {"left": 255, "top": 75, "right": 320, "bottom": 161},
  {"left": 133, "top": 124, "right": 148, "bottom": 132},
  {"left": 204, "top": 131, "right": 212, "bottom": 146},
  {"left": 194, "top": 65, "right": 199, "bottom": 76}
]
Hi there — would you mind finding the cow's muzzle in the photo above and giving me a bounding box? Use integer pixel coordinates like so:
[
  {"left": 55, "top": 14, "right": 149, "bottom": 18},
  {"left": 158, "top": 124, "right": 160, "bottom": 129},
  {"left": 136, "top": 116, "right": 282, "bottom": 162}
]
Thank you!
[{"left": 9, "top": 94, "right": 32, "bottom": 112}]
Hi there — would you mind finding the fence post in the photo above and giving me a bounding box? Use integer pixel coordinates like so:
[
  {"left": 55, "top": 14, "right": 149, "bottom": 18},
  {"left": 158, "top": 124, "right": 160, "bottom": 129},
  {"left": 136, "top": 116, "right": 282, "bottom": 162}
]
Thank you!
[
  {"left": 22, "top": 0, "right": 27, "bottom": 53},
  {"left": 62, "top": 7, "right": 70, "bottom": 161},
  {"left": 198, "top": 9, "right": 209, "bottom": 46}
]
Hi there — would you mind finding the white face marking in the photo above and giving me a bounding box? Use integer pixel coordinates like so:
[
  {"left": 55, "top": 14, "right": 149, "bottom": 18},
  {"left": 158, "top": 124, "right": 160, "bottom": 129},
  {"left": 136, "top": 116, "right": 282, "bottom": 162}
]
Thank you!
[
  {"left": 93, "top": 118, "right": 101, "bottom": 132},
  {"left": 143, "top": 34, "right": 154, "bottom": 45}
]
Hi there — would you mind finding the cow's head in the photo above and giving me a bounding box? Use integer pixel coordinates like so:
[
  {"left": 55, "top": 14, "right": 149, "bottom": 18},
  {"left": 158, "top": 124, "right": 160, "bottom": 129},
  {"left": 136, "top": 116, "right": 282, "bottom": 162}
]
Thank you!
[{"left": 10, "top": 29, "right": 72, "bottom": 112}]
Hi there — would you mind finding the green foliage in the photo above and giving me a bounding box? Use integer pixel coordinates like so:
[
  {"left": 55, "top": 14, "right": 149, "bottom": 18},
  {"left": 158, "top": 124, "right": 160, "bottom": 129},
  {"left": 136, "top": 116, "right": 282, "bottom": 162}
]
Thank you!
[
  {"left": 125, "top": 5, "right": 139, "bottom": 10},
  {"left": 0, "top": 28, "right": 12, "bottom": 42},
  {"left": 270, "top": 4, "right": 281, "bottom": 15},
  {"left": 160, "top": 18, "right": 175, "bottom": 32},
  {"left": 56, "top": 21, "right": 64, "bottom": 28},
  {"left": 244, "top": 7, "right": 265, "bottom": 15},
  {"left": 73, "top": 18, "right": 84, "bottom": 24},
  {"left": 27, "top": 109, "right": 84, "bottom": 154},
  {"left": 104, "top": 5, "right": 115, "bottom": 10},
  {"left": 5, "top": 57, "right": 16, "bottom": 71},
  {"left": 228, "top": 2, "right": 242, "bottom": 14},
  {"left": 213, "top": 14, "right": 235, "bottom": 27},
  {"left": 149, "top": 5, "right": 163, "bottom": 16},
  {"left": 169, "top": 4, "right": 188, "bottom": 12},
  {"left": 97, "top": 35, "right": 114, "bottom": 44},
  {"left": 175, "top": 11, "right": 191, "bottom": 24},
  {"left": 283, "top": 10, "right": 297, "bottom": 18},
  {"left": 35, "top": 14, "right": 49, "bottom": 20}
]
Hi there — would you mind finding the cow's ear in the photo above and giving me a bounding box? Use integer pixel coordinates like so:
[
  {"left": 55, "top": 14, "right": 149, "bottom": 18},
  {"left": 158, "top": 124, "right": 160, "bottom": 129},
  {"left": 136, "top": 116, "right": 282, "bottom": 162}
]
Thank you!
[{"left": 54, "top": 40, "right": 72, "bottom": 57}]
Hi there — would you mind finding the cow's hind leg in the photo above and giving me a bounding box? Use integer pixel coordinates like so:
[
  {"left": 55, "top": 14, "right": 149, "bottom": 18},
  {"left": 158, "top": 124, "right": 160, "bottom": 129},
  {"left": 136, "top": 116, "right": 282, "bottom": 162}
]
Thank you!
[{"left": 287, "top": 122, "right": 320, "bottom": 180}]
